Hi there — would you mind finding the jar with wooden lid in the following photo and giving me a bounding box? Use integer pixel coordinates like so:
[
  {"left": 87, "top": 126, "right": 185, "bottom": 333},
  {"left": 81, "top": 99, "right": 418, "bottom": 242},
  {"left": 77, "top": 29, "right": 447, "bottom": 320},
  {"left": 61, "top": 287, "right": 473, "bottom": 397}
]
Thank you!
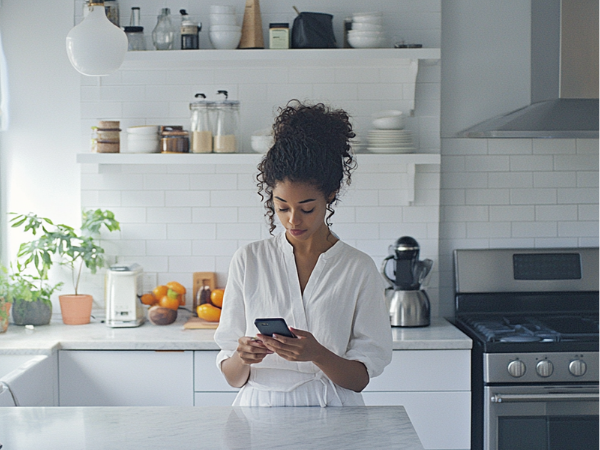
[
  {"left": 161, "top": 130, "right": 190, "bottom": 153},
  {"left": 91, "top": 120, "right": 121, "bottom": 153}
]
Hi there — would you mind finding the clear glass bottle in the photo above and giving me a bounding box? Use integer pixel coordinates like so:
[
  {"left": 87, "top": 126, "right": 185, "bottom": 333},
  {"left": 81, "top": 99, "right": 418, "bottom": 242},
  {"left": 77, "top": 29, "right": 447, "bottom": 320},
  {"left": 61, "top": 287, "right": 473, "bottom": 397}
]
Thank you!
[
  {"left": 152, "top": 8, "right": 175, "bottom": 50},
  {"left": 190, "top": 94, "right": 215, "bottom": 153},
  {"left": 124, "top": 7, "right": 145, "bottom": 51},
  {"left": 213, "top": 90, "right": 240, "bottom": 153}
]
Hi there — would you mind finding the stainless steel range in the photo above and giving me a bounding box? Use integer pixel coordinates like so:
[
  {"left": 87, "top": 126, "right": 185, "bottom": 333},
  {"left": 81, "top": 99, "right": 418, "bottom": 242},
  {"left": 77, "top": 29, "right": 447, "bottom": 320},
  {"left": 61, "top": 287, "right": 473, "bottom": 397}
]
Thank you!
[{"left": 452, "top": 248, "right": 599, "bottom": 450}]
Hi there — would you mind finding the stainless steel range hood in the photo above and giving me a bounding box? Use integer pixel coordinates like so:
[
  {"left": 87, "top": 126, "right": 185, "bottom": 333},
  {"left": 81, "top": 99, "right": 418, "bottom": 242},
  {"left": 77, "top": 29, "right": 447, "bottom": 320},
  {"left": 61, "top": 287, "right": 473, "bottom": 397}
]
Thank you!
[{"left": 458, "top": 0, "right": 599, "bottom": 139}]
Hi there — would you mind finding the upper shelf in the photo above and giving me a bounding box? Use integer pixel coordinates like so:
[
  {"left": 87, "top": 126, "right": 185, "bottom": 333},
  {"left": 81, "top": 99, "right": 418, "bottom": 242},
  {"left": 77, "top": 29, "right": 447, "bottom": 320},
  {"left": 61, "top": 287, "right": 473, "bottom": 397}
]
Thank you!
[
  {"left": 76, "top": 152, "right": 441, "bottom": 166},
  {"left": 121, "top": 48, "right": 441, "bottom": 68}
]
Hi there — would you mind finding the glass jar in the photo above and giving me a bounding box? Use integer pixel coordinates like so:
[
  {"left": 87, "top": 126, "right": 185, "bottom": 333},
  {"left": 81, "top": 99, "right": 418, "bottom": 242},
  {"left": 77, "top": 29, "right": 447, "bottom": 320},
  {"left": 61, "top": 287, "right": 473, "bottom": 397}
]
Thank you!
[
  {"left": 161, "top": 131, "right": 190, "bottom": 153},
  {"left": 190, "top": 95, "right": 216, "bottom": 153},
  {"left": 124, "top": 26, "right": 145, "bottom": 51},
  {"left": 213, "top": 91, "right": 240, "bottom": 153},
  {"left": 152, "top": 8, "right": 175, "bottom": 50}
]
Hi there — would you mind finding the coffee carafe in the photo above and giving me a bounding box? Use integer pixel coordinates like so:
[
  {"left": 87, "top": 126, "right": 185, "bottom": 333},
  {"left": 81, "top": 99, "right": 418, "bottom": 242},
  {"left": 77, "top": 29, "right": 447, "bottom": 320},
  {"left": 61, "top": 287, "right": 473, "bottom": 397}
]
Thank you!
[{"left": 381, "top": 236, "right": 432, "bottom": 327}]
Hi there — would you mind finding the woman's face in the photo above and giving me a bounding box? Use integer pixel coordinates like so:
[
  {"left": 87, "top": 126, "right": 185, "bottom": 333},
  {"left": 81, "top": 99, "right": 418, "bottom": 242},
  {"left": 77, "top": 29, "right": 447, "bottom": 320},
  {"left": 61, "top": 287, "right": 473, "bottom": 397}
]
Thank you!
[{"left": 272, "top": 179, "right": 331, "bottom": 244}]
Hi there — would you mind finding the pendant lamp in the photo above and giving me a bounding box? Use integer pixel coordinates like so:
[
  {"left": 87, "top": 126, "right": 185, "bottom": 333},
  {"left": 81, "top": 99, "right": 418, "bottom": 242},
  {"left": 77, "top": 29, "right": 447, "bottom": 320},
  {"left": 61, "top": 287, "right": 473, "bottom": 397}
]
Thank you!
[{"left": 66, "top": 2, "right": 128, "bottom": 76}]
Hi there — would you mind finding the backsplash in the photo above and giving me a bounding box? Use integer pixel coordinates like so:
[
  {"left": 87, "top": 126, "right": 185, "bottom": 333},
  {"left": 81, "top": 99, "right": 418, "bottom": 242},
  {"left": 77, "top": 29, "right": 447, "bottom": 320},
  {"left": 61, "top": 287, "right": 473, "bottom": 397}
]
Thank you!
[{"left": 76, "top": 1, "right": 443, "bottom": 313}]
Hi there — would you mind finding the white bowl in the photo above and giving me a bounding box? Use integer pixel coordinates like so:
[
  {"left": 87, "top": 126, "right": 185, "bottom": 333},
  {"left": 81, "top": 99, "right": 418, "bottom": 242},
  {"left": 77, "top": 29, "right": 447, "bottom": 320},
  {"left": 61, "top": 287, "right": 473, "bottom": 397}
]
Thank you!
[
  {"left": 250, "top": 134, "right": 274, "bottom": 153},
  {"left": 351, "top": 22, "right": 383, "bottom": 31},
  {"left": 210, "top": 5, "right": 236, "bottom": 14},
  {"left": 348, "top": 34, "right": 384, "bottom": 49},
  {"left": 209, "top": 13, "right": 237, "bottom": 26},
  {"left": 210, "top": 30, "right": 242, "bottom": 49},
  {"left": 127, "top": 125, "right": 159, "bottom": 135},
  {"left": 348, "top": 30, "right": 385, "bottom": 37},
  {"left": 352, "top": 12, "right": 383, "bottom": 24},
  {"left": 128, "top": 134, "right": 159, "bottom": 142},
  {"left": 209, "top": 24, "right": 241, "bottom": 32},
  {"left": 126, "top": 139, "right": 160, "bottom": 153},
  {"left": 372, "top": 110, "right": 404, "bottom": 129}
]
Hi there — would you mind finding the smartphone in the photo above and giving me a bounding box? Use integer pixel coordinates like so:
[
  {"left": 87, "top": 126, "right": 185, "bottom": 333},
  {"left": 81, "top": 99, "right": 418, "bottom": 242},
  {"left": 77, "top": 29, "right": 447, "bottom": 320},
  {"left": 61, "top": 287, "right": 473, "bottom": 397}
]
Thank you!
[{"left": 254, "top": 318, "right": 296, "bottom": 338}]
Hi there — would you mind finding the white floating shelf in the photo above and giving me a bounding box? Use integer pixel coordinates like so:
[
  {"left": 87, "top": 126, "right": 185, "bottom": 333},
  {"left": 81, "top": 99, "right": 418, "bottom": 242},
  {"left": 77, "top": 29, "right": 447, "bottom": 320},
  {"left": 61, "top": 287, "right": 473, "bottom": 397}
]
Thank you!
[
  {"left": 121, "top": 48, "right": 441, "bottom": 68},
  {"left": 76, "top": 152, "right": 440, "bottom": 166}
]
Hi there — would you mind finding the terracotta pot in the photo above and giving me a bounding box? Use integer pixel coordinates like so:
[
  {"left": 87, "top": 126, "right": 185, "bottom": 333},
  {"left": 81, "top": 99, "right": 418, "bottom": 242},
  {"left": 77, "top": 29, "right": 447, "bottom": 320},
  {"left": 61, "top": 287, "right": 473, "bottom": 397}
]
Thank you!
[
  {"left": 59, "top": 294, "right": 93, "bottom": 325},
  {"left": 0, "top": 302, "right": 10, "bottom": 333}
]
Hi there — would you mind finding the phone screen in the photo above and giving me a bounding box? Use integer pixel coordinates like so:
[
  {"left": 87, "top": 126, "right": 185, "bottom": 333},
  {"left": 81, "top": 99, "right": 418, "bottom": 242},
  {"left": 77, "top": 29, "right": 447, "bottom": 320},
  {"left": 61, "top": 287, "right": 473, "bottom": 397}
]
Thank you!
[{"left": 254, "top": 318, "right": 296, "bottom": 338}]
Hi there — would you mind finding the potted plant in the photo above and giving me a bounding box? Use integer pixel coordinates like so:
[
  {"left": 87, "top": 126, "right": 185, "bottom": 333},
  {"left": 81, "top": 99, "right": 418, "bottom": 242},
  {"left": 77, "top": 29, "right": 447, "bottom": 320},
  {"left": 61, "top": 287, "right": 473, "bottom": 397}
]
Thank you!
[{"left": 10, "top": 209, "right": 120, "bottom": 325}]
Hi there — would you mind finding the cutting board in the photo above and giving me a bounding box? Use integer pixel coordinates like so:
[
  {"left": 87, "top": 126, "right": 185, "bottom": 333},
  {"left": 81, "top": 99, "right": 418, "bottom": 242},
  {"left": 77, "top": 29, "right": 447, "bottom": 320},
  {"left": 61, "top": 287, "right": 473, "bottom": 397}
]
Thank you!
[{"left": 183, "top": 317, "right": 219, "bottom": 329}]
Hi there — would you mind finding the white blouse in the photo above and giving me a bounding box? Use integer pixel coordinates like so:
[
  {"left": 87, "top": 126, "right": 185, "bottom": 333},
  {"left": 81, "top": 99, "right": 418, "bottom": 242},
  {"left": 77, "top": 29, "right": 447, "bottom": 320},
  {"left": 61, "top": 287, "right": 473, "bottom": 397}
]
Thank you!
[{"left": 214, "top": 232, "right": 393, "bottom": 407}]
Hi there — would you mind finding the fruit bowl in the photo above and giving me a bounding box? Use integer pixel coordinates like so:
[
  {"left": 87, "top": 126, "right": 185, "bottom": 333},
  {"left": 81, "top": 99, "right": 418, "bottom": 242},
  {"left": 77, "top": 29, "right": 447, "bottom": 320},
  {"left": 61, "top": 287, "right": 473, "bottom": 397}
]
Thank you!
[{"left": 148, "top": 306, "right": 177, "bottom": 325}]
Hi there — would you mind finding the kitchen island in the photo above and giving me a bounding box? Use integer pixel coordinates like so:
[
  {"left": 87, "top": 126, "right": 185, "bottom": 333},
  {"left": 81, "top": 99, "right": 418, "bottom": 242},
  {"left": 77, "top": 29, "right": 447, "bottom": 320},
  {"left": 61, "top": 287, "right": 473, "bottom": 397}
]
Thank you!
[{"left": 0, "top": 405, "right": 424, "bottom": 449}]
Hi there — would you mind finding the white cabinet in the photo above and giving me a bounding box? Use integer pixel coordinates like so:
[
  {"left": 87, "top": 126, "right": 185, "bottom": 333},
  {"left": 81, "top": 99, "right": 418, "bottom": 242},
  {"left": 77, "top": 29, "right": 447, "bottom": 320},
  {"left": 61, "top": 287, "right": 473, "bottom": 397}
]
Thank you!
[
  {"left": 363, "top": 350, "right": 471, "bottom": 450},
  {"left": 58, "top": 350, "right": 194, "bottom": 406},
  {"left": 193, "top": 351, "right": 238, "bottom": 406}
]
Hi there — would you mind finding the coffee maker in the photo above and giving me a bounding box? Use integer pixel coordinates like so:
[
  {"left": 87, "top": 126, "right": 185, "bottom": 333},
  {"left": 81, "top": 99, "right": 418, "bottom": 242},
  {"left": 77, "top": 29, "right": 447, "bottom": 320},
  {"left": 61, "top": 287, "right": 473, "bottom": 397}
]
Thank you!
[{"left": 381, "top": 236, "right": 432, "bottom": 327}]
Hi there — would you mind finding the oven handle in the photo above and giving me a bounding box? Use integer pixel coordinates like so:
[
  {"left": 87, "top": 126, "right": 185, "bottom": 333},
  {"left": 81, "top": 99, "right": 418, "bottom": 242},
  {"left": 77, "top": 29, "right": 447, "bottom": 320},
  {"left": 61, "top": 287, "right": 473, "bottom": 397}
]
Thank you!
[{"left": 491, "top": 392, "right": 599, "bottom": 403}]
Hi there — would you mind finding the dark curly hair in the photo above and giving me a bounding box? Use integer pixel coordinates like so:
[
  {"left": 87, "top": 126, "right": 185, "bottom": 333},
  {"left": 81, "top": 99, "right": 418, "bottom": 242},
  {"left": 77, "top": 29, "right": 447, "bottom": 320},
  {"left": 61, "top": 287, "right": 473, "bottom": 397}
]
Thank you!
[{"left": 257, "top": 101, "right": 357, "bottom": 234}]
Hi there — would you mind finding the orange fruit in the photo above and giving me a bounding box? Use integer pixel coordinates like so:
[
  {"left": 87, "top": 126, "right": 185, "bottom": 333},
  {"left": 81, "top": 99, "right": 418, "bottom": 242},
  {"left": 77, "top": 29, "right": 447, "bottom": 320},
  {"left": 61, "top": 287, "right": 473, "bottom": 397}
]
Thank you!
[
  {"left": 197, "top": 303, "right": 221, "bottom": 322},
  {"left": 166, "top": 281, "right": 186, "bottom": 295},
  {"left": 140, "top": 293, "right": 156, "bottom": 306},
  {"left": 153, "top": 285, "right": 168, "bottom": 299},
  {"left": 210, "top": 288, "right": 224, "bottom": 308},
  {"left": 159, "top": 295, "right": 179, "bottom": 311}
]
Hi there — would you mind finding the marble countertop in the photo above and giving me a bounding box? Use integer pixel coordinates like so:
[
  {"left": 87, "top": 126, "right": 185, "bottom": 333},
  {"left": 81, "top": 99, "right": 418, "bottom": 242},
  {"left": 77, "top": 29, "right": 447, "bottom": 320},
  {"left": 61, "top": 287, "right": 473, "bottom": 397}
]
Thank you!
[
  {"left": 0, "top": 310, "right": 470, "bottom": 355},
  {"left": 0, "top": 406, "right": 424, "bottom": 449}
]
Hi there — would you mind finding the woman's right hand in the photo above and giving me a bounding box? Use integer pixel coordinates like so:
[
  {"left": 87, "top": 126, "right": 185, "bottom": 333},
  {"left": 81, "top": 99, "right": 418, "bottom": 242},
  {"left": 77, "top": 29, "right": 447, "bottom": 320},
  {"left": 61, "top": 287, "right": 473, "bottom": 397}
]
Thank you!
[{"left": 236, "top": 336, "right": 273, "bottom": 365}]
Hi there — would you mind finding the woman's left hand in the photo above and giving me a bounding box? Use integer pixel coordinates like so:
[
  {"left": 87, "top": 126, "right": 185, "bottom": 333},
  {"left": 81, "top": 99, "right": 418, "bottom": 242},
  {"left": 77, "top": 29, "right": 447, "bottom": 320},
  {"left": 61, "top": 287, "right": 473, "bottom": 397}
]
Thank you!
[{"left": 257, "top": 327, "right": 326, "bottom": 363}]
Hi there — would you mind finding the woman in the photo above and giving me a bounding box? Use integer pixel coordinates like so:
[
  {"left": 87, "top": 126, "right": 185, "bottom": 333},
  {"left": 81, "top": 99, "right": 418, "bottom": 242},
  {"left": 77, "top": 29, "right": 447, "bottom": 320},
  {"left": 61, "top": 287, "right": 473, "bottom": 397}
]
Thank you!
[{"left": 214, "top": 101, "right": 392, "bottom": 407}]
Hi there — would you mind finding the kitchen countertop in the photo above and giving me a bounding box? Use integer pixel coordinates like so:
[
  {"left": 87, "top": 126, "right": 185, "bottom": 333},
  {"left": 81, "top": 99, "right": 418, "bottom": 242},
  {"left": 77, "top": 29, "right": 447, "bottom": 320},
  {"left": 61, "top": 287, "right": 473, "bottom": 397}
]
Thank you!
[
  {"left": 0, "top": 310, "right": 471, "bottom": 355},
  {"left": 0, "top": 406, "right": 424, "bottom": 449}
]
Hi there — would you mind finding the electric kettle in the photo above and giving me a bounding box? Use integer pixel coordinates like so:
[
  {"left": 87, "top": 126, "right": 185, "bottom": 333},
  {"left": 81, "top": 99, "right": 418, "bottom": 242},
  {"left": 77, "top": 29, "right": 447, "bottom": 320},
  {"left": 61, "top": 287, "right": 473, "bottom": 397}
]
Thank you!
[{"left": 381, "top": 236, "right": 433, "bottom": 327}]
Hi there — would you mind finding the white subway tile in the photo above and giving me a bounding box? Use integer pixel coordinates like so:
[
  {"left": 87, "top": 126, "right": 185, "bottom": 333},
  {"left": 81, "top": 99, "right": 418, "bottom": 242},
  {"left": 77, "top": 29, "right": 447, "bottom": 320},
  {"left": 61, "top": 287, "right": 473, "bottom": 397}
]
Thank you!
[
  {"left": 192, "top": 240, "right": 239, "bottom": 257},
  {"left": 357, "top": 84, "right": 403, "bottom": 101},
  {"left": 466, "top": 189, "right": 509, "bottom": 205},
  {"left": 211, "top": 190, "right": 263, "bottom": 207},
  {"left": 441, "top": 156, "right": 466, "bottom": 172},
  {"left": 147, "top": 240, "right": 192, "bottom": 256},
  {"left": 533, "top": 139, "right": 576, "bottom": 154},
  {"left": 81, "top": 173, "right": 144, "bottom": 190},
  {"left": 441, "top": 171, "right": 487, "bottom": 189},
  {"left": 288, "top": 67, "right": 335, "bottom": 84},
  {"left": 331, "top": 223, "right": 379, "bottom": 240},
  {"left": 238, "top": 83, "right": 269, "bottom": 102},
  {"left": 440, "top": 189, "right": 465, "bottom": 205},
  {"left": 237, "top": 207, "right": 266, "bottom": 224},
  {"left": 533, "top": 237, "right": 579, "bottom": 247},
  {"left": 167, "top": 223, "right": 216, "bottom": 240},
  {"left": 129, "top": 256, "right": 169, "bottom": 272},
  {"left": 467, "top": 222, "right": 511, "bottom": 238},
  {"left": 554, "top": 154, "right": 599, "bottom": 171},
  {"left": 578, "top": 204, "right": 599, "bottom": 221},
  {"left": 80, "top": 101, "right": 122, "bottom": 119},
  {"left": 143, "top": 174, "right": 190, "bottom": 190},
  {"left": 147, "top": 207, "right": 192, "bottom": 223},
  {"left": 489, "top": 205, "right": 535, "bottom": 222},
  {"left": 489, "top": 238, "right": 535, "bottom": 248},
  {"left": 557, "top": 188, "right": 599, "bottom": 204},
  {"left": 442, "top": 138, "right": 487, "bottom": 156},
  {"left": 122, "top": 101, "right": 169, "bottom": 119},
  {"left": 122, "top": 191, "right": 165, "bottom": 207},
  {"left": 465, "top": 155, "right": 510, "bottom": 172},
  {"left": 81, "top": 86, "right": 100, "bottom": 102},
  {"left": 441, "top": 205, "right": 488, "bottom": 222},
  {"left": 577, "top": 172, "right": 599, "bottom": 187},
  {"left": 334, "top": 67, "right": 380, "bottom": 83},
  {"left": 352, "top": 172, "right": 405, "bottom": 190},
  {"left": 380, "top": 222, "right": 430, "bottom": 241},
  {"left": 355, "top": 207, "right": 401, "bottom": 223},
  {"left": 311, "top": 83, "right": 358, "bottom": 102},
  {"left": 120, "top": 223, "right": 167, "bottom": 240},
  {"left": 509, "top": 155, "right": 554, "bottom": 171},
  {"left": 112, "top": 240, "right": 146, "bottom": 256},
  {"left": 510, "top": 188, "right": 556, "bottom": 205},
  {"left": 166, "top": 69, "right": 215, "bottom": 85},
  {"left": 579, "top": 237, "right": 600, "bottom": 247},
  {"left": 166, "top": 191, "right": 210, "bottom": 207},
  {"left": 168, "top": 165, "right": 216, "bottom": 174},
  {"left": 439, "top": 221, "right": 466, "bottom": 239},
  {"left": 101, "top": 85, "right": 145, "bottom": 102},
  {"left": 512, "top": 221, "right": 557, "bottom": 238},
  {"left": 216, "top": 223, "right": 262, "bottom": 241},
  {"left": 558, "top": 221, "right": 599, "bottom": 238},
  {"left": 192, "top": 207, "right": 238, "bottom": 223},
  {"left": 403, "top": 206, "right": 439, "bottom": 222},
  {"left": 121, "top": 70, "right": 167, "bottom": 85},
  {"left": 189, "top": 174, "right": 238, "bottom": 190},
  {"left": 488, "top": 139, "right": 532, "bottom": 155},
  {"left": 488, "top": 172, "right": 533, "bottom": 188},
  {"left": 378, "top": 190, "right": 410, "bottom": 207},
  {"left": 533, "top": 171, "right": 576, "bottom": 188},
  {"left": 576, "top": 139, "right": 599, "bottom": 154},
  {"left": 342, "top": 189, "right": 379, "bottom": 207},
  {"left": 535, "top": 205, "right": 578, "bottom": 221}
]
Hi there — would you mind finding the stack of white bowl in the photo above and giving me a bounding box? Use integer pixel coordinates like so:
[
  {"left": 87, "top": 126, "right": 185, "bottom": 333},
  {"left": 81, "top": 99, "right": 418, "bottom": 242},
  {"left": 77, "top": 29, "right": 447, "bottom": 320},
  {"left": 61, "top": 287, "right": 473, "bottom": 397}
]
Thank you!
[
  {"left": 250, "top": 129, "right": 274, "bottom": 153},
  {"left": 209, "top": 5, "right": 241, "bottom": 49},
  {"left": 368, "top": 110, "right": 415, "bottom": 153},
  {"left": 348, "top": 12, "right": 385, "bottom": 48},
  {"left": 126, "top": 126, "right": 160, "bottom": 153}
]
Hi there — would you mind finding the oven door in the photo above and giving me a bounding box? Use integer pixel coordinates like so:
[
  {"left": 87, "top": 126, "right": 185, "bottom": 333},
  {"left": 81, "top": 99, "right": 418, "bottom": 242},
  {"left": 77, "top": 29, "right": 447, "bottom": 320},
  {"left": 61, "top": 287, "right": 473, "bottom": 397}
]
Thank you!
[{"left": 485, "top": 384, "right": 599, "bottom": 450}]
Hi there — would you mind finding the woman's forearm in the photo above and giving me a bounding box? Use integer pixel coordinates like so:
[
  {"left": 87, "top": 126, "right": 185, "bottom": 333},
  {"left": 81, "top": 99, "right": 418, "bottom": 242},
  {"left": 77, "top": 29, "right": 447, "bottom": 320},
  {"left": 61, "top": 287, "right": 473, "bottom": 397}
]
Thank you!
[
  {"left": 221, "top": 352, "right": 251, "bottom": 388},
  {"left": 313, "top": 349, "right": 369, "bottom": 392}
]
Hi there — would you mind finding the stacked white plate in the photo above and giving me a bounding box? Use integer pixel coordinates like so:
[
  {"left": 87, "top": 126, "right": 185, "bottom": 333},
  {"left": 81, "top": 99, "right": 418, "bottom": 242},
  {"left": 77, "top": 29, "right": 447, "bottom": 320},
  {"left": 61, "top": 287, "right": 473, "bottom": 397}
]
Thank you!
[{"left": 367, "top": 129, "right": 415, "bottom": 153}]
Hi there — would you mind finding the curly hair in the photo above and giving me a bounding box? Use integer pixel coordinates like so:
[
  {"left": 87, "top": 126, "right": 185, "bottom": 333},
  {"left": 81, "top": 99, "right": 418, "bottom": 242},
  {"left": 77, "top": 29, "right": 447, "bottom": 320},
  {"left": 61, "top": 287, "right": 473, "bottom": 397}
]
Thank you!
[{"left": 257, "top": 101, "right": 357, "bottom": 234}]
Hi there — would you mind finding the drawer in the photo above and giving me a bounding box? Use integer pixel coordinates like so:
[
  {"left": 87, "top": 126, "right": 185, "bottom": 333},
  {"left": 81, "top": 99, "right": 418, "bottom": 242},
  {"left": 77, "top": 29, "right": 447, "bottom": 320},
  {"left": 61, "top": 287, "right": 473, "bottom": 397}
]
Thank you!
[{"left": 365, "top": 350, "right": 471, "bottom": 392}]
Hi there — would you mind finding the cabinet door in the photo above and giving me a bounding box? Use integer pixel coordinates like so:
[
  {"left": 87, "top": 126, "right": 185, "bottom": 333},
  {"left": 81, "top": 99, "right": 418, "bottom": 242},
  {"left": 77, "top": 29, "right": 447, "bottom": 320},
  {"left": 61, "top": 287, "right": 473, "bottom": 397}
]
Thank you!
[
  {"left": 363, "top": 391, "right": 471, "bottom": 450},
  {"left": 59, "top": 350, "right": 193, "bottom": 406},
  {"left": 194, "top": 351, "right": 238, "bottom": 392}
]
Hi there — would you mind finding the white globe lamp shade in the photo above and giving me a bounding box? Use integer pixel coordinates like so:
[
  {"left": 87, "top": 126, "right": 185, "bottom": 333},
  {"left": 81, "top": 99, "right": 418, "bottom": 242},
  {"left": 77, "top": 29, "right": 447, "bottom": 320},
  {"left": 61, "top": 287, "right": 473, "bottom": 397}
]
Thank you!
[{"left": 66, "top": 3, "right": 128, "bottom": 76}]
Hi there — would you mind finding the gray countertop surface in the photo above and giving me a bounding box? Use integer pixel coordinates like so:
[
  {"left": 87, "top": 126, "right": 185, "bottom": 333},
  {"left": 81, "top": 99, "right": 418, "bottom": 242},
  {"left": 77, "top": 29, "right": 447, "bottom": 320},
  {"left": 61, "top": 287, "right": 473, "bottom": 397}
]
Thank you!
[
  {"left": 0, "top": 406, "right": 424, "bottom": 450},
  {"left": 0, "top": 311, "right": 471, "bottom": 355}
]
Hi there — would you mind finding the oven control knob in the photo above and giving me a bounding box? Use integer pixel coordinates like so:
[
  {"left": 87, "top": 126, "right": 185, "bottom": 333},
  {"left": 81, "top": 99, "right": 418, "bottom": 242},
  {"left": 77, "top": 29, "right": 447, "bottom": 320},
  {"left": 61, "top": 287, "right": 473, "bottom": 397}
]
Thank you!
[
  {"left": 507, "top": 359, "right": 526, "bottom": 378},
  {"left": 568, "top": 359, "right": 587, "bottom": 377},
  {"left": 536, "top": 360, "right": 554, "bottom": 377}
]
